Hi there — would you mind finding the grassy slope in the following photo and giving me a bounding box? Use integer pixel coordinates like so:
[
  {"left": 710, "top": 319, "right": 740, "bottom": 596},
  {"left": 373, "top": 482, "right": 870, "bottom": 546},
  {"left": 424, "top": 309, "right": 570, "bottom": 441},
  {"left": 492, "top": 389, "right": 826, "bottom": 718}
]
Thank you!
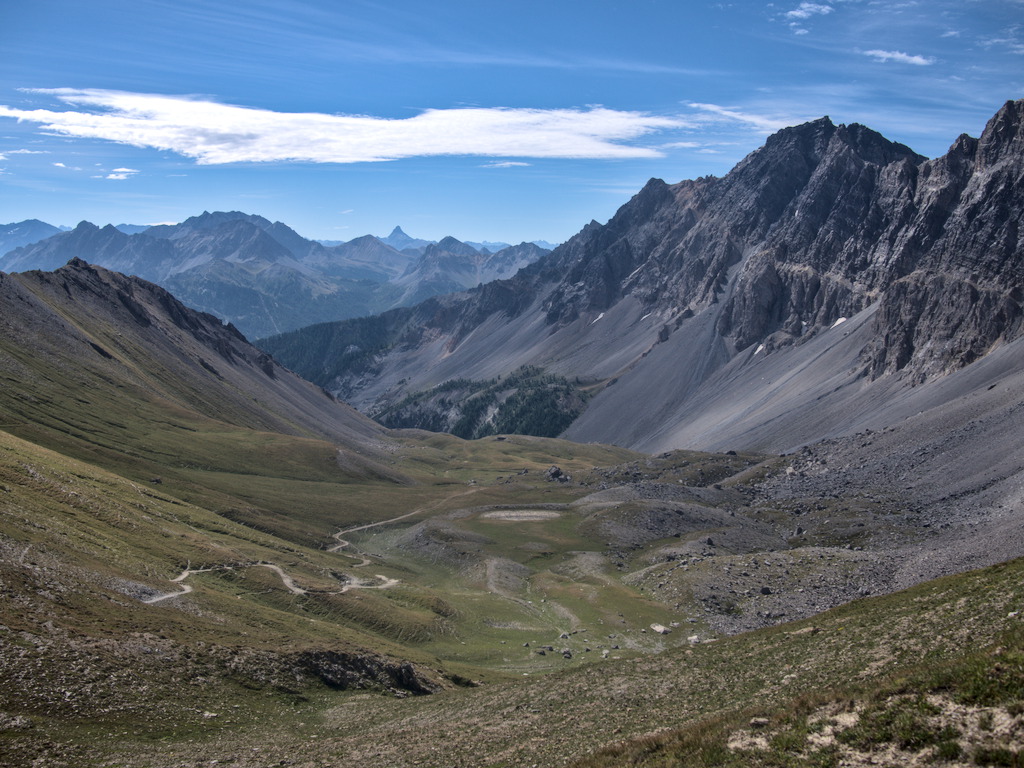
[
  {"left": 4, "top": 411, "right": 1019, "bottom": 767},
  {"left": 51, "top": 551, "right": 1021, "bottom": 768},
  {"left": 1, "top": 263, "right": 1020, "bottom": 767}
]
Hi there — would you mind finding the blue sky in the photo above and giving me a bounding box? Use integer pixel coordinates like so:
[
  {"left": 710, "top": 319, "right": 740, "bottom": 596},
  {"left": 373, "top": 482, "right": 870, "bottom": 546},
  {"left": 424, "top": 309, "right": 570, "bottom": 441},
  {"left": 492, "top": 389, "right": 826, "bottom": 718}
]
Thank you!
[{"left": 0, "top": 0, "right": 1021, "bottom": 245}]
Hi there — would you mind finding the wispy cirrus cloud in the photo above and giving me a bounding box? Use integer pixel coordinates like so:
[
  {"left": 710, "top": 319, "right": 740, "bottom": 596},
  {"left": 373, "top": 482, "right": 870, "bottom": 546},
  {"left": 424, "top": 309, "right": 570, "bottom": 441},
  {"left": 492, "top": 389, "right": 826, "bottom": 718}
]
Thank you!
[
  {"left": 0, "top": 89, "right": 683, "bottom": 165},
  {"left": 481, "top": 160, "right": 532, "bottom": 168},
  {"left": 784, "top": 2, "right": 834, "bottom": 21},
  {"left": 686, "top": 103, "right": 811, "bottom": 134},
  {"left": 863, "top": 49, "right": 936, "bottom": 65}
]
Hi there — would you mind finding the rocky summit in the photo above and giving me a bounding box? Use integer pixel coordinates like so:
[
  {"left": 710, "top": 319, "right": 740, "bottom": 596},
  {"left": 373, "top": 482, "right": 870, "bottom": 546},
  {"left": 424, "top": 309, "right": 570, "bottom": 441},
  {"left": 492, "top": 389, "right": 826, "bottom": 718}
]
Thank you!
[{"left": 263, "top": 100, "right": 1024, "bottom": 454}]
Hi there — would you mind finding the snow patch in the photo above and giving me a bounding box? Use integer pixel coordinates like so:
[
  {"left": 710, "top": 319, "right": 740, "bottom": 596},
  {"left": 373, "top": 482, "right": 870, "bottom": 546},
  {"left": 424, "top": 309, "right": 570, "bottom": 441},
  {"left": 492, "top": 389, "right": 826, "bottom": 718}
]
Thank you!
[
  {"left": 590, "top": 312, "right": 605, "bottom": 325},
  {"left": 754, "top": 344, "right": 765, "bottom": 355},
  {"left": 830, "top": 317, "right": 848, "bottom": 329}
]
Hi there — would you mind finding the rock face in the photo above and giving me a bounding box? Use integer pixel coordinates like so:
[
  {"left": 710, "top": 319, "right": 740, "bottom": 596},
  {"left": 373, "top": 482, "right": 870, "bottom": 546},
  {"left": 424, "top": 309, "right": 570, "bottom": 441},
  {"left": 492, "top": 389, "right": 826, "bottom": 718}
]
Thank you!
[{"left": 263, "top": 100, "right": 1024, "bottom": 452}]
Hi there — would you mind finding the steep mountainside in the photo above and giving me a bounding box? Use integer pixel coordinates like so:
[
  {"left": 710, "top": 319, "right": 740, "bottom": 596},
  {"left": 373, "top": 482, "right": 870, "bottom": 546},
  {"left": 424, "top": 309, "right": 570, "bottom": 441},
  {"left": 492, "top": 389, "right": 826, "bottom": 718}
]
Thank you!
[
  {"left": 0, "top": 259, "right": 384, "bottom": 449},
  {"left": 263, "top": 100, "right": 1024, "bottom": 454},
  {"left": 0, "top": 214, "right": 548, "bottom": 339}
]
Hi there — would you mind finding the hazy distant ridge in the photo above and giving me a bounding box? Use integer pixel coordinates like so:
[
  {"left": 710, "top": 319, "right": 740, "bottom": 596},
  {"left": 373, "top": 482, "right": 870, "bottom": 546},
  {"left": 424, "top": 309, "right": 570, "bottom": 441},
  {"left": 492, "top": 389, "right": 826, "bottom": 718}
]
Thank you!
[{"left": 0, "top": 214, "right": 552, "bottom": 338}]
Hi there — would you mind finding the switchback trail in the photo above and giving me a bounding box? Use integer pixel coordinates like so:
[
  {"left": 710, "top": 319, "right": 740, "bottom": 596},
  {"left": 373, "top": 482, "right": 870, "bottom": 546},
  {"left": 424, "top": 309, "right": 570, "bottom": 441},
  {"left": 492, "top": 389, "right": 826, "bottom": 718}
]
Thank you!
[
  {"left": 143, "top": 561, "right": 397, "bottom": 603},
  {"left": 145, "top": 489, "right": 484, "bottom": 605},
  {"left": 328, "top": 486, "right": 482, "bottom": 554}
]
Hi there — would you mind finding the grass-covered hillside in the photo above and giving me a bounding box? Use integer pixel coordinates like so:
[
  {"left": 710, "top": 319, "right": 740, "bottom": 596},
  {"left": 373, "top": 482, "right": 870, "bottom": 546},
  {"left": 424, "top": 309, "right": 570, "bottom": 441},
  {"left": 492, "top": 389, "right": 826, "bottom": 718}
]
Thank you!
[{"left": 0, "top": 261, "right": 1020, "bottom": 767}]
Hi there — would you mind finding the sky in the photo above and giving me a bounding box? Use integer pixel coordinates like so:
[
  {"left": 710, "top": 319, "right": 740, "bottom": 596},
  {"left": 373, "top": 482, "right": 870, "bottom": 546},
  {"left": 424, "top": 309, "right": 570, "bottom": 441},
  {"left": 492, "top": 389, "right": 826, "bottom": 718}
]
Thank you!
[{"left": 0, "top": 1, "right": 1021, "bottom": 245}]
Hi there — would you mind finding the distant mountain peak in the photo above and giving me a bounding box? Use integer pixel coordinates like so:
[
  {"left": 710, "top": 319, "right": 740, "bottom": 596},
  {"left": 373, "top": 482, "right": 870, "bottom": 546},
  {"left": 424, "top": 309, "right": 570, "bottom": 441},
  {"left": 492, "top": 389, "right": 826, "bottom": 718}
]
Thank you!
[
  {"left": 434, "top": 235, "right": 475, "bottom": 251},
  {"left": 380, "top": 226, "right": 433, "bottom": 252}
]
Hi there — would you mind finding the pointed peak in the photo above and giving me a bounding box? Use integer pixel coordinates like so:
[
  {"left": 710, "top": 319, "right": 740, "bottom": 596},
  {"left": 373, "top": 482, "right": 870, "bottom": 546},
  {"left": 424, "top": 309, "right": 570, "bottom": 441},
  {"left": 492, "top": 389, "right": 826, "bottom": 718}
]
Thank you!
[
  {"left": 978, "top": 98, "right": 1024, "bottom": 163},
  {"left": 776, "top": 115, "right": 836, "bottom": 139}
]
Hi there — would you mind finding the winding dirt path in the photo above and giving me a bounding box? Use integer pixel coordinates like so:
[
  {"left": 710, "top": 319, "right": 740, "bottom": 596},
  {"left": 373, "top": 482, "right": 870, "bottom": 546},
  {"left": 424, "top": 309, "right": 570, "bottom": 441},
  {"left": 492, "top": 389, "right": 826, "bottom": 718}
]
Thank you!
[
  {"left": 253, "top": 562, "right": 307, "bottom": 595},
  {"left": 339, "top": 574, "right": 401, "bottom": 593},
  {"left": 144, "top": 560, "right": 400, "bottom": 604},
  {"left": 145, "top": 489, "right": 484, "bottom": 605},
  {"left": 328, "top": 487, "right": 481, "bottom": 551},
  {"left": 143, "top": 567, "right": 218, "bottom": 604}
]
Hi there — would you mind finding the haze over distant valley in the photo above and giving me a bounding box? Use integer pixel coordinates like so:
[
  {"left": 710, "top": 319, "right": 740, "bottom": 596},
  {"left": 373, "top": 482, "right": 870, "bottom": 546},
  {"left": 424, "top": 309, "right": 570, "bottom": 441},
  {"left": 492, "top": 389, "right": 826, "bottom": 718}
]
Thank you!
[{"left": 0, "top": 216, "right": 553, "bottom": 339}]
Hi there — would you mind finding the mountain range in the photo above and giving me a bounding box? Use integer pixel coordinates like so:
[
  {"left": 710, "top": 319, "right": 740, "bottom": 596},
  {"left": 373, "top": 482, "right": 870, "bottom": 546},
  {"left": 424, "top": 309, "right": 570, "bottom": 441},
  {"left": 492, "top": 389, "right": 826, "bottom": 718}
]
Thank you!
[
  {"left": 263, "top": 99, "right": 1024, "bottom": 455},
  {"left": 1, "top": 100, "right": 1023, "bottom": 767},
  {"left": 0, "top": 215, "right": 553, "bottom": 339}
]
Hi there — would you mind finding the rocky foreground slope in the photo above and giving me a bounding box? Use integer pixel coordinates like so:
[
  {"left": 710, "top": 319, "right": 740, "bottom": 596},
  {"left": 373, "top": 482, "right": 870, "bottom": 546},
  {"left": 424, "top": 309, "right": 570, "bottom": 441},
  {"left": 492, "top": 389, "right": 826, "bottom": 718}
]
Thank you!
[{"left": 263, "top": 99, "right": 1024, "bottom": 455}]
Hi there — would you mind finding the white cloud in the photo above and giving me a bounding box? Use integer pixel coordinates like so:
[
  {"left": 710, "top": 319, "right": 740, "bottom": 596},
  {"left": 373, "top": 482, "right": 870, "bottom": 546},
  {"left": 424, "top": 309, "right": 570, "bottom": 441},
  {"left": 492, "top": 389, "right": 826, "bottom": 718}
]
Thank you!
[
  {"left": 481, "top": 160, "right": 532, "bottom": 168},
  {"left": 105, "top": 167, "right": 140, "bottom": 180},
  {"left": 686, "top": 102, "right": 809, "bottom": 133},
  {"left": 784, "top": 3, "right": 833, "bottom": 20},
  {"left": 52, "top": 161, "right": 66, "bottom": 167},
  {"left": 0, "top": 89, "right": 683, "bottom": 165},
  {"left": 7, "top": 148, "right": 49, "bottom": 154},
  {"left": 863, "top": 49, "right": 935, "bottom": 65}
]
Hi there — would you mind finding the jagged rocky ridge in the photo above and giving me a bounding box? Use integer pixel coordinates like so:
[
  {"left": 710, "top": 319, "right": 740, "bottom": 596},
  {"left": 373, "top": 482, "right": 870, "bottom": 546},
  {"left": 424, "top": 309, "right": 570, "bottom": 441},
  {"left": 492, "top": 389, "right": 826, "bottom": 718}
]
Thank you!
[{"left": 262, "top": 100, "right": 1024, "bottom": 453}]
